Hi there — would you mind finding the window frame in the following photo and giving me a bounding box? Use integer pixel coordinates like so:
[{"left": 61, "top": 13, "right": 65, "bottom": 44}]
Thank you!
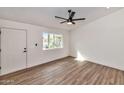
[{"left": 42, "top": 32, "right": 64, "bottom": 50}]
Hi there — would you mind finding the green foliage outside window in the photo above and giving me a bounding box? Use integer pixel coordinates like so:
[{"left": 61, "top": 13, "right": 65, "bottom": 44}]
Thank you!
[{"left": 43, "top": 32, "right": 63, "bottom": 50}]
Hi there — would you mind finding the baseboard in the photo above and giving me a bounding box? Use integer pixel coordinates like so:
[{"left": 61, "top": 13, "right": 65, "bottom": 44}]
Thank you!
[
  {"left": 86, "top": 58, "right": 124, "bottom": 71},
  {"left": 70, "top": 55, "right": 124, "bottom": 71},
  {"left": 0, "top": 55, "right": 70, "bottom": 76}
]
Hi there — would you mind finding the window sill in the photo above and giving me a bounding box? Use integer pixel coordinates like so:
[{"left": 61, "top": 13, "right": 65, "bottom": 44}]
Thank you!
[{"left": 43, "top": 47, "right": 63, "bottom": 51}]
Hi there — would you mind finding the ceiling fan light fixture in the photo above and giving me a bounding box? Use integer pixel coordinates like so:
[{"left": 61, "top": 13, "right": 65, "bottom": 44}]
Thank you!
[{"left": 67, "top": 22, "right": 72, "bottom": 25}]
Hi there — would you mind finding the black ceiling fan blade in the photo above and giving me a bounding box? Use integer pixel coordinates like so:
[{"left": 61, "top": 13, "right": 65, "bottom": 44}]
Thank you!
[
  {"left": 55, "top": 16, "right": 67, "bottom": 20},
  {"left": 60, "top": 21, "right": 67, "bottom": 24},
  {"left": 72, "top": 22, "right": 75, "bottom": 24},
  {"left": 69, "top": 12, "right": 75, "bottom": 19},
  {"left": 72, "top": 18, "right": 86, "bottom": 21}
]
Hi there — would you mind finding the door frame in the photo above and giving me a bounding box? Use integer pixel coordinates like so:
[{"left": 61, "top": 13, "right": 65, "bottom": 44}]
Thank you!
[{"left": 0, "top": 27, "right": 28, "bottom": 75}]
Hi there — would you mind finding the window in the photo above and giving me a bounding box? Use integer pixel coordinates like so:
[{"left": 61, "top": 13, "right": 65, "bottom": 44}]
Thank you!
[{"left": 43, "top": 32, "right": 63, "bottom": 50}]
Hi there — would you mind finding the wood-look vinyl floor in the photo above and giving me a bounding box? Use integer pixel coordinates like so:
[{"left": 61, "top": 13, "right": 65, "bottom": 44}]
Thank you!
[{"left": 0, "top": 57, "right": 124, "bottom": 85}]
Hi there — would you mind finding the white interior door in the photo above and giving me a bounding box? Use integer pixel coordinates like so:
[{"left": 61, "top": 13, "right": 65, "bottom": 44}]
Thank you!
[{"left": 1, "top": 28, "right": 27, "bottom": 75}]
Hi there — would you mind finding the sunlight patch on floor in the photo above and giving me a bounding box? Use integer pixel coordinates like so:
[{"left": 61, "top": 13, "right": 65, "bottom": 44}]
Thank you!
[{"left": 75, "top": 51, "right": 87, "bottom": 62}]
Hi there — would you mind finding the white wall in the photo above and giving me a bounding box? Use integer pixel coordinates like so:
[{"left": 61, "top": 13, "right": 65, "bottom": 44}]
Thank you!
[
  {"left": 0, "top": 18, "right": 69, "bottom": 73},
  {"left": 70, "top": 9, "right": 124, "bottom": 70}
]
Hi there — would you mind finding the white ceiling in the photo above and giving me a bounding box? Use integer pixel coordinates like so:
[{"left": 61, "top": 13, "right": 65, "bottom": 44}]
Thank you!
[{"left": 0, "top": 7, "right": 122, "bottom": 30}]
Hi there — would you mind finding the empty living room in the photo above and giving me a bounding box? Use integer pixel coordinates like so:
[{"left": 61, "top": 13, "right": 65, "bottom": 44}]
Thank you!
[{"left": 0, "top": 6, "right": 124, "bottom": 86}]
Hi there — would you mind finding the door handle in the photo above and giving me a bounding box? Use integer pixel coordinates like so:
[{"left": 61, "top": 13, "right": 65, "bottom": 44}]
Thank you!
[{"left": 23, "top": 48, "right": 27, "bottom": 53}]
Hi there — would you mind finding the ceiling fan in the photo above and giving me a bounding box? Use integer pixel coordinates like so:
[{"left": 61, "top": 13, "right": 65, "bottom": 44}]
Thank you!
[{"left": 55, "top": 10, "right": 86, "bottom": 25}]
